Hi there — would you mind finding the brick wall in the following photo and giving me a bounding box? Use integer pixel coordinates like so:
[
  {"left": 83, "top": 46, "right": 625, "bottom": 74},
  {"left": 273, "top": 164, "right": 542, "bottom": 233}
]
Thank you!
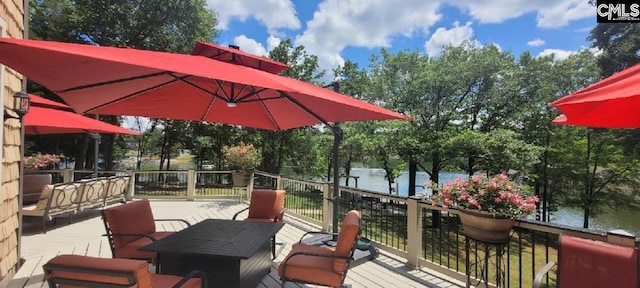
[{"left": 0, "top": 0, "right": 24, "bottom": 286}]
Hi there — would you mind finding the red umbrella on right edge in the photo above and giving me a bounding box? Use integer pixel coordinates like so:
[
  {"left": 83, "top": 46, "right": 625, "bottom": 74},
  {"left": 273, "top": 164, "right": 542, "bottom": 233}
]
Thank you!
[{"left": 549, "top": 63, "right": 640, "bottom": 128}]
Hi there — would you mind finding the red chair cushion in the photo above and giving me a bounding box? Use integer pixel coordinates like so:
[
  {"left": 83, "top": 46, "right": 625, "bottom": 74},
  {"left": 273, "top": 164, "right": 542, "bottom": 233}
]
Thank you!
[
  {"left": 151, "top": 273, "right": 202, "bottom": 288},
  {"left": 278, "top": 244, "right": 343, "bottom": 287},
  {"left": 333, "top": 210, "right": 360, "bottom": 273},
  {"left": 559, "top": 235, "right": 638, "bottom": 288},
  {"left": 103, "top": 199, "right": 157, "bottom": 248},
  {"left": 247, "top": 189, "right": 286, "bottom": 221},
  {"left": 114, "top": 231, "right": 173, "bottom": 262},
  {"left": 45, "top": 254, "right": 152, "bottom": 287},
  {"left": 45, "top": 254, "right": 202, "bottom": 288}
]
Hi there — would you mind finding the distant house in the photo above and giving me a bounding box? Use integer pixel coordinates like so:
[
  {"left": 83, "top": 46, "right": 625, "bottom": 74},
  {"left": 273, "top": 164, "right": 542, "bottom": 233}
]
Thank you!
[{"left": 0, "top": 1, "right": 26, "bottom": 285}]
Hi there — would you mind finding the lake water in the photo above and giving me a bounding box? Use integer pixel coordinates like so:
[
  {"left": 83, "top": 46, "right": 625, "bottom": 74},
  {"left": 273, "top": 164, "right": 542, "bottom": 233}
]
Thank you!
[{"left": 343, "top": 168, "right": 640, "bottom": 235}]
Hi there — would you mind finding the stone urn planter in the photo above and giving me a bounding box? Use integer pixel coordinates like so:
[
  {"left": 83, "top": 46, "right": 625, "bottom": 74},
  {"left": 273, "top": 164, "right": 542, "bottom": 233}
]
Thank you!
[
  {"left": 457, "top": 208, "right": 514, "bottom": 244},
  {"left": 231, "top": 170, "right": 252, "bottom": 187}
]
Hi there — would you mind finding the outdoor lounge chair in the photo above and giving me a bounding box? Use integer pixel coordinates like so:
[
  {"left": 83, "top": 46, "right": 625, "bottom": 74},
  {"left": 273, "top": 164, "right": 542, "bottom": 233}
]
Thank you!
[
  {"left": 23, "top": 173, "right": 52, "bottom": 205},
  {"left": 278, "top": 210, "right": 361, "bottom": 288},
  {"left": 22, "top": 181, "right": 85, "bottom": 233},
  {"left": 533, "top": 234, "right": 639, "bottom": 288},
  {"left": 102, "top": 199, "right": 191, "bottom": 263},
  {"left": 233, "top": 189, "right": 286, "bottom": 258},
  {"left": 43, "top": 254, "right": 207, "bottom": 288}
]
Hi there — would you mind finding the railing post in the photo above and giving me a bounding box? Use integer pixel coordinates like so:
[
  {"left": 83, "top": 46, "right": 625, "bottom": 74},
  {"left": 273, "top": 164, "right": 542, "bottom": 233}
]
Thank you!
[
  {"left": 276, "top": 174, "right": 283, "bottom": 190},
  {"left": 248, "top": 171, "right": 255, "bottom": 200},
  {"left": 126, "top": 170, "right": 135, "bottom": 201},
  {"left": 406, "top": 196, "right": 423, "bottom": 268},
  {"left": 187, "top": 169, "right": 196, "bottom": 201},
  {"left": 63, "top": 168, "right": 73, "bottom": 182},
  {"left": 322, "top": 182, "right": 332, "bottom": 232}
]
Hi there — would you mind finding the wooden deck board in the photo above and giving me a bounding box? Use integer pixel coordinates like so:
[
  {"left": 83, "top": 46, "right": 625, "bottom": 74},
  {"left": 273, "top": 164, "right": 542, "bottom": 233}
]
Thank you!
[{"left": 10, "top": 199, "right": 465, "bottom": 288}]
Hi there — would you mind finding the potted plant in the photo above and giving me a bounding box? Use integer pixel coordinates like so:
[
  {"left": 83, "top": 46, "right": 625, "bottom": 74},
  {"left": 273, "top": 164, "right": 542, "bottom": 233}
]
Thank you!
[
  {"left": 23, "top": 153, "right": 61, "bottom": 171},
  {"left": 222, "top": 142, "right": 262, "bottom": 187},
  {"left": 431, "top": 173, "right": 538, "bottom": 244}
]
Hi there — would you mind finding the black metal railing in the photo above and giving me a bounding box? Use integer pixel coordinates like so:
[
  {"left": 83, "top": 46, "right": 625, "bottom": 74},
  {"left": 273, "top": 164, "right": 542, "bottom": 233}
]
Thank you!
[
  {"left": 281, "top": 178, "right": 324, "bottom": 222},
  {"left": 31, "top": 168, "right": 634, "bottom": 287}
]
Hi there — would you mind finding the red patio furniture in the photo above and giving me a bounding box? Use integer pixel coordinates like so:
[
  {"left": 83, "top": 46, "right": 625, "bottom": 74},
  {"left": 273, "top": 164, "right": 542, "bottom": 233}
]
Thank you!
[
  {"left": 534, "top": 234, "right": 639, "bottom": 288},
  {"left": 233, "top": 189, "right": 286, "bottom": 258},
  {"left": 102, "top": 199, "right": 190, "bottom": 263},
  {"left": 278, "top": 210, "right": 361, "bottom": 287},
  {"left": 43, "top": 254, "right": 206, "bottom": 287}
]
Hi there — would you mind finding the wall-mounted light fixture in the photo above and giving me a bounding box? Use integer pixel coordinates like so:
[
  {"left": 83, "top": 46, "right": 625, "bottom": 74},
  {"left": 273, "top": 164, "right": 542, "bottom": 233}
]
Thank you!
[{"left": 14, "top": 91, "right": 30, "bottom": 118}]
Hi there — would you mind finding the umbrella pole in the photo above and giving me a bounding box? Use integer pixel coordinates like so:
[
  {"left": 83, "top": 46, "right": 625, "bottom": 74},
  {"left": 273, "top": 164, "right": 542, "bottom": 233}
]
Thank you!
[
  {"left": 89, "top": 131, "right": 101, "bottom": 178},
  {"left": 331, "top": 123, "right": 343, "bottom": 240}
]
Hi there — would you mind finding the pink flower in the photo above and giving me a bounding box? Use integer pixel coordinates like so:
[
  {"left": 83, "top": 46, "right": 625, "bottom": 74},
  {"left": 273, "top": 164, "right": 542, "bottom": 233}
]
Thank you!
[{"left": 430, "top": 173, "right": 538, "bottom": 218}]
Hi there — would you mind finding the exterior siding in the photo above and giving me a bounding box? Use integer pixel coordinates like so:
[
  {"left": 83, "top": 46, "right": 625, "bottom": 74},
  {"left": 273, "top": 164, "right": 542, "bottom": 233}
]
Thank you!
[{"left": 0, "top": 0, "right": 24, "bottom": 286}]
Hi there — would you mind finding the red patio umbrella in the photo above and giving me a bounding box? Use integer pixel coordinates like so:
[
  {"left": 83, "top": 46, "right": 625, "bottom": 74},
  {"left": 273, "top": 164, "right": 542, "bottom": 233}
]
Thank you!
[
  {"left": 25, "top": 95, "right": 140, "bottom": 135},
  {"left": 0, "top": 38, "right": 410, "bottom": 130},
  {"left": 0, "top": 38, "right": 410, "bottom": 239},
  {"left": 191, "top": 42, "right": 289, "bottom": 74},
  {"left": 549, "top": 63, "right": 640, "bottom": 128}
]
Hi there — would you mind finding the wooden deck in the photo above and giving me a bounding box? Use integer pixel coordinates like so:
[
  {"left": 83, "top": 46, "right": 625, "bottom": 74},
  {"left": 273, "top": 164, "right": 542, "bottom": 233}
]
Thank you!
[{"left": 10, "top": 199, "right": 465, "bottom": 288}]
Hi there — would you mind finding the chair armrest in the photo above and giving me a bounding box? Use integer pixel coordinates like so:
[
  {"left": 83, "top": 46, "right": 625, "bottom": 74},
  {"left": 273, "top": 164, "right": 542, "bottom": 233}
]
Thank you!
[
  {"left": 172, "top": 270, "right": 208, "bottom": 288},
  {"left": 155, "top": 219, "right": 191, "bottom": 226},
  {"left": 533, "top": 261, "right": 556, "bottom": 288},
  {"left": 273, "top": 208, "right": 286, "bottom": 222},
  {"left": 103, "top": 233, "right": 158, "bottom": 241},
  {"left": 298, "top": 231, "right": 339, "bottom": 244},
  {"left": 232, "top": 207, "right": 250, "bottom": 220}
]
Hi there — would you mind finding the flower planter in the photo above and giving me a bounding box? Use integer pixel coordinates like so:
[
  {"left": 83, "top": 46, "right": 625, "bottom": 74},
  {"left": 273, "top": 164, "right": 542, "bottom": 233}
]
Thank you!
[
  {"left": 231, "top": 170, "right": 251, "bottom": 187},
  {"left": 457, "top": 208, "right": 514, "bottom": 244}
]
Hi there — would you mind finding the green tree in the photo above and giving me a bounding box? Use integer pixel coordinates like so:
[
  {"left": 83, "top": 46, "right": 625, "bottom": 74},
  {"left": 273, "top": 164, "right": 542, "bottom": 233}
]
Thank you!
[
  {"left": 250, "top": 39, "right": 325, "bottom": 175},
  {"left": 588, "top": 23, "right": 640, "bottom": 77}
]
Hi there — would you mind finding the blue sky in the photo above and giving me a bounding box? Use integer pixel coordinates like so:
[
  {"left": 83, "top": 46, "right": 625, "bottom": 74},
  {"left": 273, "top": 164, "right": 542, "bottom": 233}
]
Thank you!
[{"left": 205, "top": 0, "right": 596, "bottom": 80}]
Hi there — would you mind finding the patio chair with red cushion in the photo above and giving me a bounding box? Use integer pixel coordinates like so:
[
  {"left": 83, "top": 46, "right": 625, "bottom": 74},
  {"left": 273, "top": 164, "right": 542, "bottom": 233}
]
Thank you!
[
  {"left": 233, "top": 189, "right": 286, "bottom": 258},
  {"left": 43, "top": 254, "right": 206, "bottom": 288},
  {"left": 278, "top": 210, "right": 361, "bottom": 288},
  {"left": 533, "top": 234, "right": 639, "bottom": 288},
  {"left": 102, "top": 199, "right": 190, "bottom": 263}
]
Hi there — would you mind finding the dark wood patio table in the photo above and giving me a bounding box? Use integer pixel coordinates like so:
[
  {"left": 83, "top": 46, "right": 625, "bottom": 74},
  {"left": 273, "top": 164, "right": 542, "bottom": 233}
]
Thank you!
[{"left": 140, "top": 218, "right": 284, "bottom": 288}]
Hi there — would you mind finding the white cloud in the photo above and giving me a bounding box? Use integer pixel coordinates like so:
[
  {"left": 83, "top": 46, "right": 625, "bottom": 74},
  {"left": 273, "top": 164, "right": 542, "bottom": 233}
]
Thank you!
[
  {"left": 538, "top": 47, "right": 602, "bottom": 60},
  {"left": 527, "top": 38, "right": 545, "bottom": 47},
  {"left": 206, "top": 0, "right": 300, "bottom": 33},
  {"left": 425, "top": 21, "right": 478, "bottom": 56},
  {"left": 537, "top": 48, "right": 575, "bottom": 60},
  {"left": 446, "top": 0, "right": 592, "bottom": 28},
  {"left": 295, "top": 0, "right": 442, "bottom": 79},
  {"left": 266, "top": 35, "right": 282, "bottom": 51},
  {"left": 233, "top": 35, "right": 268, "bottom": 56}
]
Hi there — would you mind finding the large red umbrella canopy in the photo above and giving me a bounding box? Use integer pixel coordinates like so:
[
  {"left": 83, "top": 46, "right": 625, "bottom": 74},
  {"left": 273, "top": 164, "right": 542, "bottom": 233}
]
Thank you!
[
  {"left": 191, "top": 41, "right": 289, "bottom": 74},
  {"left": 549, "top": 63, "right": 640, "bottom": 128},
  {"left": 26, "top": 94, "right": 140, "bottom": 135},
  {"left": 0, "top": 38, "right": 410, "bottom": 130}
]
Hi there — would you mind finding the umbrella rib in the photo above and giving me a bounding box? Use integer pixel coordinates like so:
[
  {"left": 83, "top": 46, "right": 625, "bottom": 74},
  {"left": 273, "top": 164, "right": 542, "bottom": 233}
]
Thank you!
[
  {"left": 235, "top": 87, "right": 269, "bottom": 102},
  {"left": 247, "top": 86, "right": 281, "bottom": 130},
  {"left": 179, "top": 77, "right": 228, "bottom": 102},
  {"left": 61, "top": 71, "right": 169, "bottom": 93},
  {"left": 276, "top": 91, "right": 330, "bottom": 124},
  {"left": 87, "top": 77, "right": 183, "bottom": 112}
]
